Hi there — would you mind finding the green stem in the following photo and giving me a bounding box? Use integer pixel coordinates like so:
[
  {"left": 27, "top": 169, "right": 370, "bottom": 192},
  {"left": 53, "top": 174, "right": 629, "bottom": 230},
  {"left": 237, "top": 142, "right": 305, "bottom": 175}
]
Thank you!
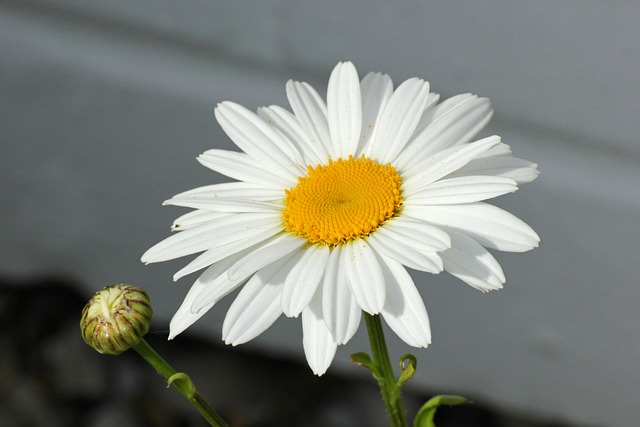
[
  {"left": 132, "top": 338, "right": 229, "bottom": 427},
  {"left": 364, "top": 313, "right": 408, "bottom": 427}
]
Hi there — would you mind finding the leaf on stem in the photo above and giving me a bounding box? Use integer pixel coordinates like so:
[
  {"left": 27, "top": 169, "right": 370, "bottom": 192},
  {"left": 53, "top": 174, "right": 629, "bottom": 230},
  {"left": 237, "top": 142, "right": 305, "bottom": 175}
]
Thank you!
[
  {"left": 168, "top": 372, "right": 196, "bottom": 398},
  {"left": 413, "top": 395, "right": 471, "bottom": 427},
  {"left": 350, "top": 351, "right": 383, "bottom": 379},
  {"left": 397, "top": 353, "right": 417, "bottom": 387}
]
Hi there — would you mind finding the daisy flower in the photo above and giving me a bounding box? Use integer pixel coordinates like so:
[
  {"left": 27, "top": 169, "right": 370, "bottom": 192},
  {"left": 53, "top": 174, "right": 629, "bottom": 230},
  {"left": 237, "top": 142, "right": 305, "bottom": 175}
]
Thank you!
[{"left": 142, "top": 62, "right": 539, "bottom": 375}]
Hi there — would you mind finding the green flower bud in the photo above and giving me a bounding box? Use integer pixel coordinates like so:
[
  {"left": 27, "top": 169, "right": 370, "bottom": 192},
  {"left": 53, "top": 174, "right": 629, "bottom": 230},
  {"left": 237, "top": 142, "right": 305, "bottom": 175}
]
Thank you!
[{"left": 80, "top": 284, "right": 153, "bottom": 355}]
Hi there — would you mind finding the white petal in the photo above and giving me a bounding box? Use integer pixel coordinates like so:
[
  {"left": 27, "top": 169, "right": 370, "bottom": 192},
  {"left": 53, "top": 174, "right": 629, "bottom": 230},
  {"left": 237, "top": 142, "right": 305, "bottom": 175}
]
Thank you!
[
  {"left": 357, "top": 72, "right": 393, "bottom": 157},
  {"left": 198, "top": 149, "right": 294, "bottom": 188},
  {"left": 327, "top": 61, "right": 362, "bottom": 158},
  {"left": 164, "top": 198, "right": 281, "bottom": 213},
  {"left": 344, "top": 240, "right": 386, "bottom": 315},
  {"left": 402, "top": 136, "right": 502, "bottom": 191},
  {"left": 475, "top": 142, "right": 513, "bottom": 159},
  {"left": 286, "top": 80, "right": 333, "bottom": 160},
  {"left": 442, "top": 231, "right": 505, "bottom": 292},
  {"left": 258, "top": 105, "right": 325, "bottom": 166},
  {"left": 189, "top": 247, "right": 270, "bottom": 314},
  {"left": 169, "top": 249, "right": 252, "bottom": 339},
  {"left": 378, "top": 254, "right": 431, "bottom": 347},
  {"left": 405, "top": 175, "right": 518, "bottom": 205},
  {"left": 227, "top": 233, "right": 306, "bottom": 280},
  {"left": 171, "top": 211, "right": 233, "bottom": 232},
  {"left": 378, "top": 217, "right": 451, "bottom": 252},
  {"left": 172, "top": 182, "right": 284, "bottom": 202},
  {"left": 222, "top": 254, "right": 295, "bottom": 345},
  {"left": 282, "top": 244, "right": 330, "bottom": 317},
  {"left": 366, "top": 78, "right": 430, "bottom": 164},
  {"left": 448, "top": 156, "right": 540, "bottom": 184},
  {"left": 367, "top": 232, "right": 443, "bottom": 273},
  {"left": 302, "top": 288, "right": 337, "bottom": 376},
  {"left": 404, "top": 202, "right": 540, "bottom": 252},
  {"left": 141, "top": 213, "right": 281, "bottom": 263},
  {"left": 396, "top": 94, "right": 492, "bottom": 171},
  {"left": 173, "top": 222, "right": 282, "bottom": 281},
  {"left": 189, "top": 273, "right": 251, "bottom": 317},
  {"left": 322, "top": 246, "right": 362, "bottom": 344},
  {"left": 215, "top": 102, "right": 302, "bottom": 180},
  {"left": 423, "top": 92, "right": 441, "bottom": 112}
]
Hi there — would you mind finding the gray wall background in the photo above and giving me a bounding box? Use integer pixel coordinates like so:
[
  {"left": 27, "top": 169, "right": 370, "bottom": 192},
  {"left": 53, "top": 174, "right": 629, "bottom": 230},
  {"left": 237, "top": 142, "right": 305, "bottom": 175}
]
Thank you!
[{"left": 2, "top": 1, "right": 639, "bottom": 426}]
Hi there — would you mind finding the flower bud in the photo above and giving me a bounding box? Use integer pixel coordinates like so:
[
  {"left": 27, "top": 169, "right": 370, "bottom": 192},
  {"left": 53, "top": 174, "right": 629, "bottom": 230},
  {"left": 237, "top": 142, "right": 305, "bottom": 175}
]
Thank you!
[{"left": 80, "top": 284, "right": 153, "bottom": 355}]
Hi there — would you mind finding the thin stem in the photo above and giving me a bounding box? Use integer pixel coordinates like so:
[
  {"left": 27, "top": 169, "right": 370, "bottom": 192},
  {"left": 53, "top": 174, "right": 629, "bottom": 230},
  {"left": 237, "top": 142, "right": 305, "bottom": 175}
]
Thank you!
[
  {"left": 364, "top": 313, "right": 408, "bottom": 427},
  {"left": 133, "top": 338, "right": 229, "bottom": 427}
]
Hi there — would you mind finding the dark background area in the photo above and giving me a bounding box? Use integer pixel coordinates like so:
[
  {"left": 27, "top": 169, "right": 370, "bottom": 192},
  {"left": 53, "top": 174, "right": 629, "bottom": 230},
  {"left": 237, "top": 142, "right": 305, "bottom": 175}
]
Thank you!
[{"left": 1, "top": 275, "right": 574, "bottom": 427}]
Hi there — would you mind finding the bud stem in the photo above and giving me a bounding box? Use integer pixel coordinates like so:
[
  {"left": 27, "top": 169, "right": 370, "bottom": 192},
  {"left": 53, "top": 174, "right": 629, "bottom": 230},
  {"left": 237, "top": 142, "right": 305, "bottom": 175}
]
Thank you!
[{"left": 132, "top": 338, "right": 229, "bottom": 427}]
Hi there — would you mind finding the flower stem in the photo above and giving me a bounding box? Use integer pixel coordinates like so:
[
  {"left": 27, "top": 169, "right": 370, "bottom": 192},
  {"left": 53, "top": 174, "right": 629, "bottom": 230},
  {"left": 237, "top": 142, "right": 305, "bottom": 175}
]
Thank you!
[
  {"left": 132, "top": 338, "right": 229, "bottom": 427},
  {"left": 364, "top": 313, "right": 408, "bottom": 427}
]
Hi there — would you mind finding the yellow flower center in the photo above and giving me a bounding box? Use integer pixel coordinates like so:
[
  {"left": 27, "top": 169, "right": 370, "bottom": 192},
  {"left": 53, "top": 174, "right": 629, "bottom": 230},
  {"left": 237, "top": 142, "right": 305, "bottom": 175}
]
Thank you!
[{"left": 282, "top": 156, "right": 403, "bottom": 245}]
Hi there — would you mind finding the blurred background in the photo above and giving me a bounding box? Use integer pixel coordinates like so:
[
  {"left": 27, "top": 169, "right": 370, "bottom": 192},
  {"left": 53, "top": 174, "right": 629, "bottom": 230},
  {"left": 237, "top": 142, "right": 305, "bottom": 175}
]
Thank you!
[{"left": 1, "top": 1, "right": 639, "bottom": 426}]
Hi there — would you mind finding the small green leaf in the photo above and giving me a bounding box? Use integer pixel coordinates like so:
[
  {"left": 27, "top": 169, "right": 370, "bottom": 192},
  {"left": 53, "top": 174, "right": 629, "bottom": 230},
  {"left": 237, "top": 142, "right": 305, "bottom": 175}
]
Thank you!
[
  {"left": 397, "top": 354, "right": 417, "bottom": 387},
  {"left": 350, "top": 352, "right": 382, "bottom": 379},
  {"left": 350, "top": 352, "right": 374, "bottom": 367},
  {"left": 168, "top": 372, "right": 196, "bottom": 398},
  {"left": 413, "top": 395, "right": 471, "bottom": 427}
]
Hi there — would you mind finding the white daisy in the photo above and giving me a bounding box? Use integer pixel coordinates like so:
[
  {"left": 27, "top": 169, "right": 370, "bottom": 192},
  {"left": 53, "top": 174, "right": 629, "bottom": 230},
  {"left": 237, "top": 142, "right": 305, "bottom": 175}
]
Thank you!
[{"left": 142, "top": 62, "right": 540, "bottom": 376}]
